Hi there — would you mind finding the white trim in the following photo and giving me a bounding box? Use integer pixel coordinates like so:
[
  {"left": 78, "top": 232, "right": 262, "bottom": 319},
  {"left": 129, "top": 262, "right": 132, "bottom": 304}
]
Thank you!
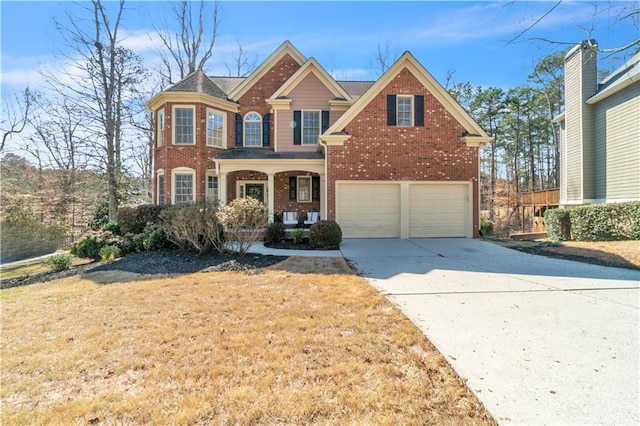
[
  {"left": 157, "top": 109, "right": 165, "bottom": 147},
  {"left": 236, "top": 180, "right": 267, "bottom": 203},
  {"left": 396, "top": 95, "right": 414, "bottom": 127},
  {"left": 171, "top": 167, "right": 196, "bottom": 205},
  {"left": 206, "top": 109, "right": 225, "bottom": 147},
  {"left": 172, "top": 105, "right": 196, "bottom": 145},
  {"left": 244, "top": 111, "right": 262, "bottom": 147},
  {"left": 147, "top": 92, "right": 239, "bottom": 113},
  {"left": 205, "top": 170, "right": 219, "bottom": 204},
  {"left": 301, "top": 110, "right": 321, "bottom": 145},
  {"left": 297, "top": 176, "right": 312, "bottom": 203},
  {"left": 156, "top": 169, "right": 165, "bottom": 205}
]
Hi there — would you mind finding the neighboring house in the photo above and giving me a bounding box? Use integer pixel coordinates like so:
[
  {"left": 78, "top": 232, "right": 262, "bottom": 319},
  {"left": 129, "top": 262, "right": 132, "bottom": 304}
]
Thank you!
[
  {"left": 554, "top": 40, "right": 640, "bottom": 206},
  {"left": 146, "top": 41, "right": 491, "bottom": 238}
]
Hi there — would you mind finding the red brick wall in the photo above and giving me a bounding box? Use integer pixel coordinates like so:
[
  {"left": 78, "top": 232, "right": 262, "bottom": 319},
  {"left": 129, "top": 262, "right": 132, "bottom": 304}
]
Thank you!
[
  {"left": 274, "top": 172, "right": 320, "bottom": 219},
  {"left": 153, "top": 103, "right": 223, "bottom": 203},
  {"left": 325, "top": 68, "right": 480, "bottom": 236},
  {"left": 153, "top": 54, "right": 302, "bottom": 204}
]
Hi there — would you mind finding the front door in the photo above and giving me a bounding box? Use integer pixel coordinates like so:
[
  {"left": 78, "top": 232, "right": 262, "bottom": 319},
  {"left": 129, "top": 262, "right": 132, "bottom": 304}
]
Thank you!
[{"left": 245, "top": 184, "right": 264, "bottom": 203}]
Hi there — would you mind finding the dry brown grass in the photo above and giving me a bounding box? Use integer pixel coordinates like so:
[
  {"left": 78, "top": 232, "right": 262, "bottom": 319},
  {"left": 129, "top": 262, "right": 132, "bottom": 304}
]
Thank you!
[{"left": 1, "top": 258, "right": 494, "bottom": 425}]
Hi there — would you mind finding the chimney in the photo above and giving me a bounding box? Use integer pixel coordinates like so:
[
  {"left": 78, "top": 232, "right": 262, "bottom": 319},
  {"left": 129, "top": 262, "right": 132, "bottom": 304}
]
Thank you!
[{"left": 563, "top": 40, "right": 598, "bottom": 201}]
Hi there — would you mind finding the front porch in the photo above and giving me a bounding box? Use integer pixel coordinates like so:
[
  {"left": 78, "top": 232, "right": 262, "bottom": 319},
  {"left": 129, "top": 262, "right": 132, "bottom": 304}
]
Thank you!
[{"left": 214, "top": 151, "right": 325, "bottom": 224}]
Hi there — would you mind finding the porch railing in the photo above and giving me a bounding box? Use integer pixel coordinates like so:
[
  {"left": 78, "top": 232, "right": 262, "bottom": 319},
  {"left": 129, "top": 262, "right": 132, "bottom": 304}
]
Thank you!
[{"left": 520, "top": 188, "right": 560, "bottom": 207}]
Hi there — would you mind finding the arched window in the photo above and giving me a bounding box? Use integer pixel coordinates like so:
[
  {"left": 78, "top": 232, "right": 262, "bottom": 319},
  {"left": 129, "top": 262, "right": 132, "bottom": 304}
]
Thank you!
[{"left": 244, "top": 112, "right": 262, "bottom": 146}]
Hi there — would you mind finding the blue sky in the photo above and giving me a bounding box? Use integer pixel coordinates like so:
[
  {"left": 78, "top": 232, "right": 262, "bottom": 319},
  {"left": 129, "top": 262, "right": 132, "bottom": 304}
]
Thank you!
[{"left": 1, "top": 1, "right": 639, "bottom": 96}]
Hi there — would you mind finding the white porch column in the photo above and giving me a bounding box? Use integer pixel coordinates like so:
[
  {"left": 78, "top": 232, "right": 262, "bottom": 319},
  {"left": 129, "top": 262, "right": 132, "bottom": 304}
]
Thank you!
[
  {"left": 320, "top": 174, "right": 326, "bottom": 221},
  {"left": 267, "top": 173, "right": 275, "bottom": 223},
  {"left": 219, "top": 172, "right": 227, "bottom": 205}
]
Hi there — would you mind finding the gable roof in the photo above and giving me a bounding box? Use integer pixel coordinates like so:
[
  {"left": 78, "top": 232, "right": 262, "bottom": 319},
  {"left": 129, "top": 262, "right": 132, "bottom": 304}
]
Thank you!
[
  {"left": 268, "top": 57, "right": 353, "bottom": 101},
  {"left": 588, "top": 51, "right": 640, "bottom": 104},
  {"left": 324, "top": 51, "right": 491, "bottom": 146},
  {"left": 227, "top": 40, "right": 306, "bottom": 101}
]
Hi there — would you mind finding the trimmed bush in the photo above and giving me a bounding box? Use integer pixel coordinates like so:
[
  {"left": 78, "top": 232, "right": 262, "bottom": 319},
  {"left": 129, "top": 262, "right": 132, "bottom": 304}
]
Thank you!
[
  {"left": 545, "top": 209, "right": 571, "bottom": 241},
  {"left": 99, "top": 245, "right": 121, "bottom": 262},
  {"left": 143, "top": 225, "right": 168, "bottom": 251},
  {"left": 160, "top": 202, "right": 225, "bottom": 254},
  {"left": 70, "top": 230, "right": 119, "bottom": 260},
  {"left": 117, "top": 204, "right": 167, "bottom": 235},
  {"left": 47, "top": 253, "right": 74, "bottom": 271},
  {"left": 309, "top": 220, "right": 342, "bottom": 249},
  {"left": 265, "top": 222, "right": 286, "bottom": 244},
  {"left": 479, "top": 217, "right": 493, "bottom": 237},
  {"left": 570, "top": 201, "right": 640, "bottom": 241}
]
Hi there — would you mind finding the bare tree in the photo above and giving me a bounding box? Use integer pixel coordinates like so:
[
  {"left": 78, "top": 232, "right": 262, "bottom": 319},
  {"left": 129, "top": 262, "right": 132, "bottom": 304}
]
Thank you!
[
  {"left": 371, "top": 38, "right": 400, "bottom": 77},
  {"left": 50, "top": 0, "right": 148, "bottom": 221},
  {"left": 507, "top": 1, "right": 640, "bottom": 54},
  {"left": 225, "top": 39, "right": 258, "bottom": 77},
  {"left": 1, "top": 87, "right": 36, "bottom": 153},
  {"left": 156, "top": 0, "right": 220, "bottom": 84}
]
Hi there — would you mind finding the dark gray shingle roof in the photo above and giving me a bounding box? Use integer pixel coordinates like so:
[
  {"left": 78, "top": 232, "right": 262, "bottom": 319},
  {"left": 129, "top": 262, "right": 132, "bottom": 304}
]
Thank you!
[
  {"left": 214, "top": 148, "right": 324, "bottom": 160},
  {"left": 167, "top": 70, "right": 227, "bottom": 98}
]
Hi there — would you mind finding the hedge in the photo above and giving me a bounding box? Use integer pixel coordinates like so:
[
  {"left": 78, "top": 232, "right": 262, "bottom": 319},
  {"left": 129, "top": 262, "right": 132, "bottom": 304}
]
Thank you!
[{"left": 545, "top": 201, "right": 640, "bottom": 241}]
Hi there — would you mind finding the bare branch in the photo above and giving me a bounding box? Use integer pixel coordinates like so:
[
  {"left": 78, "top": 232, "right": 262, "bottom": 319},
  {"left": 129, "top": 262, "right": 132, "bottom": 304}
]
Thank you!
[
  {"left": 507, "top": 0, "right": 563, "bottom": 45},
  {"left": 1, "top": 87, "right": 36, "bottom": 153}
]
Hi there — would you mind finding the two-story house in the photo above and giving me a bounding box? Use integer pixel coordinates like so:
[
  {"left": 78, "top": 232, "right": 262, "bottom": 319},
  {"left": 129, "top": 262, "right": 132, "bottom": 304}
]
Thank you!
[{"left": 146, "top": 41, "right": 491, "bottom": 238}]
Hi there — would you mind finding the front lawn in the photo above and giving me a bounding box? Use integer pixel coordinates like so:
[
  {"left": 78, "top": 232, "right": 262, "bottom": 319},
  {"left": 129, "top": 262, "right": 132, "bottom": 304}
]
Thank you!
[{"left": 1, "top": 257, "right": 494, "bottom": 425}]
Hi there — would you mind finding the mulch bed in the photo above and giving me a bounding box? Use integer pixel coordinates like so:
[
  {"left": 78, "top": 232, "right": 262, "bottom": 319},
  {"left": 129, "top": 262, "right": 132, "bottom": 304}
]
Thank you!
[
  {"left": 264, "top": 239, "right": 339, "bottom": 251},
  {"left": 1, "top": 250, "right": 288, "bottom": 290}
]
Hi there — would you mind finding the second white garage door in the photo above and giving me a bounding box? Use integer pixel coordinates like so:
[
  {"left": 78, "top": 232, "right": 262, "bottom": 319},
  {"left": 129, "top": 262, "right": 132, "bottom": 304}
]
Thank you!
[
  {"left": 336, "top": 183, "right": 400, "bottom": 238},
  {"left": 409, "top": 184, "right": 469, "bottom": 237}
]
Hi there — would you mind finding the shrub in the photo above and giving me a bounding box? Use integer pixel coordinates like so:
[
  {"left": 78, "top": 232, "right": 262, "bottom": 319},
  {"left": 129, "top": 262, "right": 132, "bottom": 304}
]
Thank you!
[
  {"left": 309, "top": 220, "right": 342, "bottom": 249},
  {"left": 47, "top": 253, "right": 74, "bottom": 271},
  {"left": 479, "top": 217, "right": 493, "bottom": 237},
  {"left": 143, "top": 225, "right": 168, "bottom": 251},
  {"left": 291, "top": 228, "right": 305, "bottom": 244},
  {"left": 545, "top": 209, "right": 571, "bottom": 241},
  {"left": 570, "top": 201, "right": 640, "bottom": 241},
  {"left": 88, "top": 201, "right": 110, "bottom": 231},
  {"left": 117, "top": 204, "right": 167, "bottom": 235},
  {"left": 217, "top": 198, "right": 267, "bottom": 255},
  {"left": 100, "top": 221, "right": 121, "bottom": 235},
  {"left": 70, "top": 230, "right": 119, "bottom": 260},
  {"left": 99, "top": 245, "right": 121, "bottom": 262},
  {"left": 265, "top": 222, "right": 286, "bottom": 244},
  {"left": 160, "top": 202, "right": 225, "bottom": 254}
]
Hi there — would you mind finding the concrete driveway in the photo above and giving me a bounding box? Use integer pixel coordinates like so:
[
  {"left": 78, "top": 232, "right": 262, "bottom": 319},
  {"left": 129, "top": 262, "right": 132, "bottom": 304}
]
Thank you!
[{"left": 340, "top": 238, "right": 640, "bottom": 425}]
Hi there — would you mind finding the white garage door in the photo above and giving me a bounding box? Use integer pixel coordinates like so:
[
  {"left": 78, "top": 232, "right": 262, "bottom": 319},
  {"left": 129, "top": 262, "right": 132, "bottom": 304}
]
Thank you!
[
  {"left": 337, "top": 183, "right": 400, "bottom": 238},
  {"left": 409, "top": 184, "right": 468, "bottom": 237}
]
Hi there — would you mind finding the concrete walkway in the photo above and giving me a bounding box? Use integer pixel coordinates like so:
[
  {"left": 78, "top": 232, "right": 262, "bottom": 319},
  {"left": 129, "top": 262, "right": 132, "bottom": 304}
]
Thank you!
[{"left": 341, "top": 238, "right": 640, "bottom": 425}]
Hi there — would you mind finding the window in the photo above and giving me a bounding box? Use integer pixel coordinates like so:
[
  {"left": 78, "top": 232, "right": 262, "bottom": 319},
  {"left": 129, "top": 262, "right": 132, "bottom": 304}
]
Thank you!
[
  {"left": 172, "top": 169, "right": 195, "bottom": 204},
  {"left": 157, "top": 171, "right": 165, "bottom": 205},
  {"left": 206, "top": 174, "right": 219, "bottom": 204},
  {"left": 297, "top": 176, "right": 311, "bottom": 202},
  {"left": 174, "top": 107, "right": 194, "bottom": 145},
  {"left": 244, "top": 112, "right": 262, "bottom": 146},
  {"left": 157, "top": 109, "right": 165, "bottom": 147},
  {"left": 302, "top": 111, "right": 320, "bottom": 144},
  {"left": 397, "top": 96, "right": 413, "bottom": 127},
  {"left": 207, "top": 110, "right": 224, "bottom": 147}
]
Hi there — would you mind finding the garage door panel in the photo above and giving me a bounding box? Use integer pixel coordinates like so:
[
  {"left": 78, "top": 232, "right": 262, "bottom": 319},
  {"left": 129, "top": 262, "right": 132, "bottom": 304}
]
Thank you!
[
  {"left": 409, "top": 184, "right": 468, "bottom": 238},
  {"left": 337, "top": 183, "right": 400, "bottom": 238}
]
